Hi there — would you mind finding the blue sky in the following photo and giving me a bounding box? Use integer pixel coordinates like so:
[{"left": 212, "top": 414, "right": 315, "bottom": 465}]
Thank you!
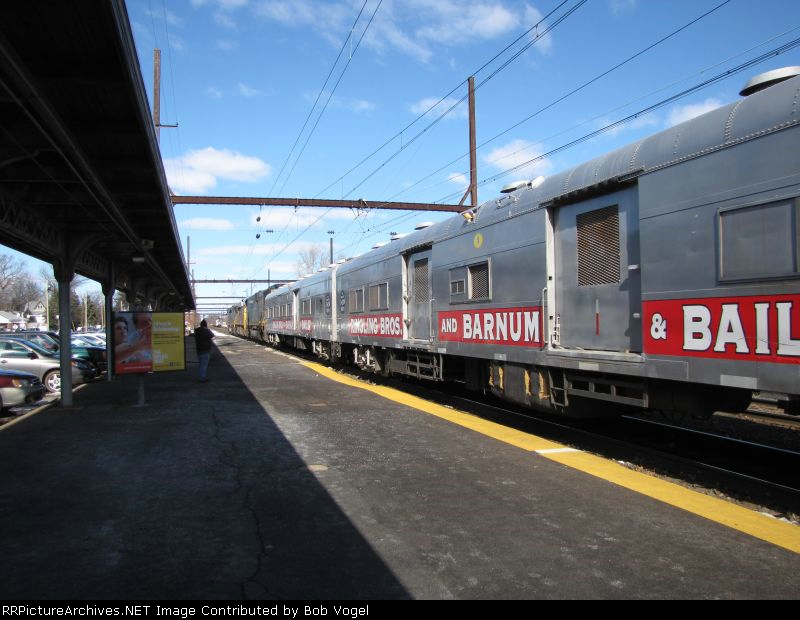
[{"left": 5, "top": 0, "right": 800, "bottom": 312}]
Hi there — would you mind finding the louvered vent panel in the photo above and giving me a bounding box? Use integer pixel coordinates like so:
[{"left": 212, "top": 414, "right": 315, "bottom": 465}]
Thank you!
[
  {"left": 413, "top": 259, "right": 429, "bottom": 302},
  {"left": 369, "top": 285, "right": 380, "bottom": 310},
  {"left": 576, "top": 206, "right": 620, "bottom": 286},
  {"left": 469, "top": 262, "right": 490, "bottom": 299}
]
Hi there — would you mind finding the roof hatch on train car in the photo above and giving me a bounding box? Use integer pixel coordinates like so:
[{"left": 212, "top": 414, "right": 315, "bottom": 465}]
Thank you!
[{"left": 739, "top": 66, "right": 800, "bottom": 96}]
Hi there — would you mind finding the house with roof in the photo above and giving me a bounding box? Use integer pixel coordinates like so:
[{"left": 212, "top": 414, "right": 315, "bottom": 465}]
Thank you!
[
  {"left": 0, "top": 310, "right": 25, "bottom": 331},
  {"left": 23, "top": 300, "right": 46, "bottom": 328}
]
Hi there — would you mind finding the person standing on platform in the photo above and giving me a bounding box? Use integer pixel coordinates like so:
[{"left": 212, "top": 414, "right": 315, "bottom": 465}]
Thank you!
[{"left": 194, "top": 319, "right": 215, "bottom": 382}]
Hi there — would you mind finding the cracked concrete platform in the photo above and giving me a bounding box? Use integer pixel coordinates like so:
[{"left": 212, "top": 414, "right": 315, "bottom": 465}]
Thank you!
[{"left": 0, "top": 333, "right": 798, "bottom": 599}]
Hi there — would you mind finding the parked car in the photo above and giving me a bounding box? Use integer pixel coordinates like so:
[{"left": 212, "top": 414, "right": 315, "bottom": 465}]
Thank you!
[
  {"left": 0, "top": 332, "right": 106, "bottom": 374},
  {"left": 0, "top": 368, "right": 45, "bottom": 411},
  {"left": 0, "top": 338, "right": 94, "bottom": 393},
  {"left": 7, "top": 330, "right": 58, "bottom": 352},
  {"left": 72, "top": 334, "right": 106, "bottom": 348}
]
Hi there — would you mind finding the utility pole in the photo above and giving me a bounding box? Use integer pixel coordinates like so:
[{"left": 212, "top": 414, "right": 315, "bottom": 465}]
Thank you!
[
  {"left": 153, "top": 49, "right": 161, "bottom": 144},
  {"left": 460, "top": 76, "right": 478, "bottom": 207},
  {"left": 153, "top": 49, "right": 177, "bottom": 144}
]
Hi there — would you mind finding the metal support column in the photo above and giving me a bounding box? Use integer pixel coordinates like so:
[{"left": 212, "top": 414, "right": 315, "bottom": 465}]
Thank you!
[
  {"left": 58, "top": 277, "right": 73, "bottom": 406},
  {"left": 103, "top": 262, "right": 115, "bottom": 381}
]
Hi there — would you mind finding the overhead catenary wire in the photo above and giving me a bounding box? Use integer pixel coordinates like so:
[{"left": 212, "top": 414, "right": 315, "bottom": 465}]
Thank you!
[
  {"left": 242, "top": 0, "right": 371, "bottom": 279},
  {"left": 310, "top": 0, "right": 578, "bottom": 202},
  {"left": 379, "top": 0, "right": 742, "bottom": 204},
  {"left": 252, "top": 0, "right": 585, "bottom": 276},
  {"left": 434, "top": 35, "right": 800, "bottom": 203},
  {"left": 277, "top": 0, "right": 384, "bottom": 198},
  {"left": 248, "top": 1, "right": 384, "bottom": 278},
  {"left": 268, "top": 0, "right": 371, "bottom": 198},
  {"left": 255, "top": 0, "right": 723, "bottom": 275}
]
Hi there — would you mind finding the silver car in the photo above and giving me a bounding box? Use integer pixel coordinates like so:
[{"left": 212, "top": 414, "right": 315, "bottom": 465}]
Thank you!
[
  {"left": 0, "top": 338, "right": 94, "bottom": 393},
  {"left": 0, "top": 368, "right": 45, "bottom": 411}
]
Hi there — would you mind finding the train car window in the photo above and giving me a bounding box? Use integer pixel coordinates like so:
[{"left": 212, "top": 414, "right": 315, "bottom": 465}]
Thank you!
[
  {"left": 576, "top": 205, "right": 620, "bottom": 286},
  {"left": 369, "top": 283, "right": 389, "bottom": 310},
  {"left": 719, "top": 199, "right": 799, "bottom": 280},
  {"left": 349, "top": 288, "right": 365, "bottom": 313},
  {"left": 316, "top": 297, "right": 324, "bottom": 315},
  {"left": 449, "top": 266, "right": 467, "bottom": 302},
  {"left": 301, "top": 299, "right": 311, "bottom": 316},
  {"left": 468, "top": 262, "right": 490, "bottom": 300}
]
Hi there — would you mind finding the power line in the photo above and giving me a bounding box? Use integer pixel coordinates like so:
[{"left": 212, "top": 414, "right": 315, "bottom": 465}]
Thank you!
[
  {"left": 310, "top": 0, "right": 577, "bottom": 201},
  {"left": 252, "top": 1, "right": 585, "bottom": 277},
  {"left": 436, "top": 35, "right": 800, "bottom": 202},
  {"left": 268, "top": 0, "right": 371, "bottom": 197},
  {"left": 339, "top": 0, "right": 588, "bottom": 200},
  {"left": 381, "top": 0, "right": 738, "bottom": 204},
  {"left": 278, "top": 0, "right": 384, "bottom": 198},
  {"left": 250, "top": 1, "right": 384, "bottom": 278}
]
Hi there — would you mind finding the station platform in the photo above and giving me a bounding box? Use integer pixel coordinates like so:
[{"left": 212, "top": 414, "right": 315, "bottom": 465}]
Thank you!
[{"left": 0, "top": 333, "right": 798, "bottom": 599}]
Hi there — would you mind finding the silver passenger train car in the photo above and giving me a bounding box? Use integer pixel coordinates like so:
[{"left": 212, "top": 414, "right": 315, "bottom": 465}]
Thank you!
[{"left": 229, "top": 69, "right": 800, "bottom": 418}]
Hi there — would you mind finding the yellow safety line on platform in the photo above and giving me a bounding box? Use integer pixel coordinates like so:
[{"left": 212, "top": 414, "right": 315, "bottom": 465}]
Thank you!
[
  {"left": 302, "top": 360, "right": 800, "bottom": 555},
  {"left": 302, "top": 361, "right": 561, "bottom": 452}
]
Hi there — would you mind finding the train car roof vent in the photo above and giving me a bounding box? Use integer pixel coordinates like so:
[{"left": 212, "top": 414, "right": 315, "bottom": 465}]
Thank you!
[
  {"left": 529, "top": 175, "right": 545, "bottom": 189},
  {"left": 414, "top": 221, "right": 434, "bottom": 230},
  {"left": 372, "top": 241, "right": 388, "bottom": 249},
  {"left": 390, "top": 232, "right": 409, "bottom": 241},
  {"left": 501, "top": 180, "right": 528, "bottom": 193},
  {"left": 740, "top": 66, "right": 800, "bottom": 96}
]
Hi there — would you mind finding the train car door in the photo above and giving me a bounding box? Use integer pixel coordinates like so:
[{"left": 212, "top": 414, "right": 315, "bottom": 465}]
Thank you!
[
  {"left": 406, "top": 249, "right": 432, "bottom": 341},
  {"left": 553, "top": 187, "right": 641, "bottom": 352}
]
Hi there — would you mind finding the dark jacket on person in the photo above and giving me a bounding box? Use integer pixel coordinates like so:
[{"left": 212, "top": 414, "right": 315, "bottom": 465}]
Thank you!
[{"left": 194, "top": 325, "right": 214, "bottom": 353}]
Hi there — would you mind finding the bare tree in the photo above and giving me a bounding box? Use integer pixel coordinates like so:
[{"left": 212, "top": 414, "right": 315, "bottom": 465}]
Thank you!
[
  {"left": 8, "top": 273, "right": 42, "bottom": 313},
  {"left": 0, "top": 254, "right": 26, "bottom": 307},
  {"left": 294, "top": 244, "right": 329, "bottom": 277}
]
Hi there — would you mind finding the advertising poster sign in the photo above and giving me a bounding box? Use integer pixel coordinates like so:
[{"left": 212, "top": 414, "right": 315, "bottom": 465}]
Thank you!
[{"left": 113, "top": 312, "right": 185, "bottom": 374}]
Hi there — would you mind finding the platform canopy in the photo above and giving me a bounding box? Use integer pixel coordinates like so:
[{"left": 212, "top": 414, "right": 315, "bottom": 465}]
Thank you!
[{"left": 0, "top": 1, "right": 194, "bottom": 310}]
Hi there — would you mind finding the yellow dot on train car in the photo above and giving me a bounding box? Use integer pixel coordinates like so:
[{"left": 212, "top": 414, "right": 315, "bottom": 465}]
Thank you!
[{"left": 473, "top": 233, "right": 484, "bottom": 249}]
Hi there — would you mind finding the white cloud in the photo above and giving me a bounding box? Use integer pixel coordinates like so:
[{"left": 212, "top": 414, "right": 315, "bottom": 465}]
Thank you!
[
  {"left": 447, "top": 172, "right": 468, "bottom": 187},
  {"left": 198, "top": 244, "right": 277, "bottom": 256},
  {"left": 214, "top": 12, "right": 238, "bottom": 28},
  {"left": 524, "top": 5, "right": 552, "bottom": 55},
  {"left": 207, "top": 86, "right": 223, "bottom": 98},
  {"left": 238, "top": 82, "right": 260, "bottom": 97},
  {"left": 483, "top": 138, "right": 553, "bottom": 177},
  {"left": 414, "top": 1, "right": 517, "bottom": 44},
  {"left": 611, "top": 0, "right": 638, "bottom": 14},
  {"left": 165, "top": 147, "right": 271, "bottom": 194},
  {"left": 192, "top": 0, "right": 248, "bottom": 9},
  {"left": 216, "top": 39, "right": 238, "bottom": 50},
  {"left": 252, "top": 0, "right": 540, "bottom": 64},
  {"left": 666, "top": 98, "right": 723, "bottom": 127},
  {"left": 409, "top": 97, "right": 467, "bottom": 121},
  {"left": 145, "top": 7, "right": 184, "bottom": 27},
  {"left": 305, "top": 91, "right": 376, "bottom": 114},
  {"left": 180, "top": 218, "right": 236, "bottom": 231},
  {"left": 594, "top": 112, "right": 659, "bottom": 137},
  {"left": 250, "top": 207, "right": 360, "bottom": 230}
]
